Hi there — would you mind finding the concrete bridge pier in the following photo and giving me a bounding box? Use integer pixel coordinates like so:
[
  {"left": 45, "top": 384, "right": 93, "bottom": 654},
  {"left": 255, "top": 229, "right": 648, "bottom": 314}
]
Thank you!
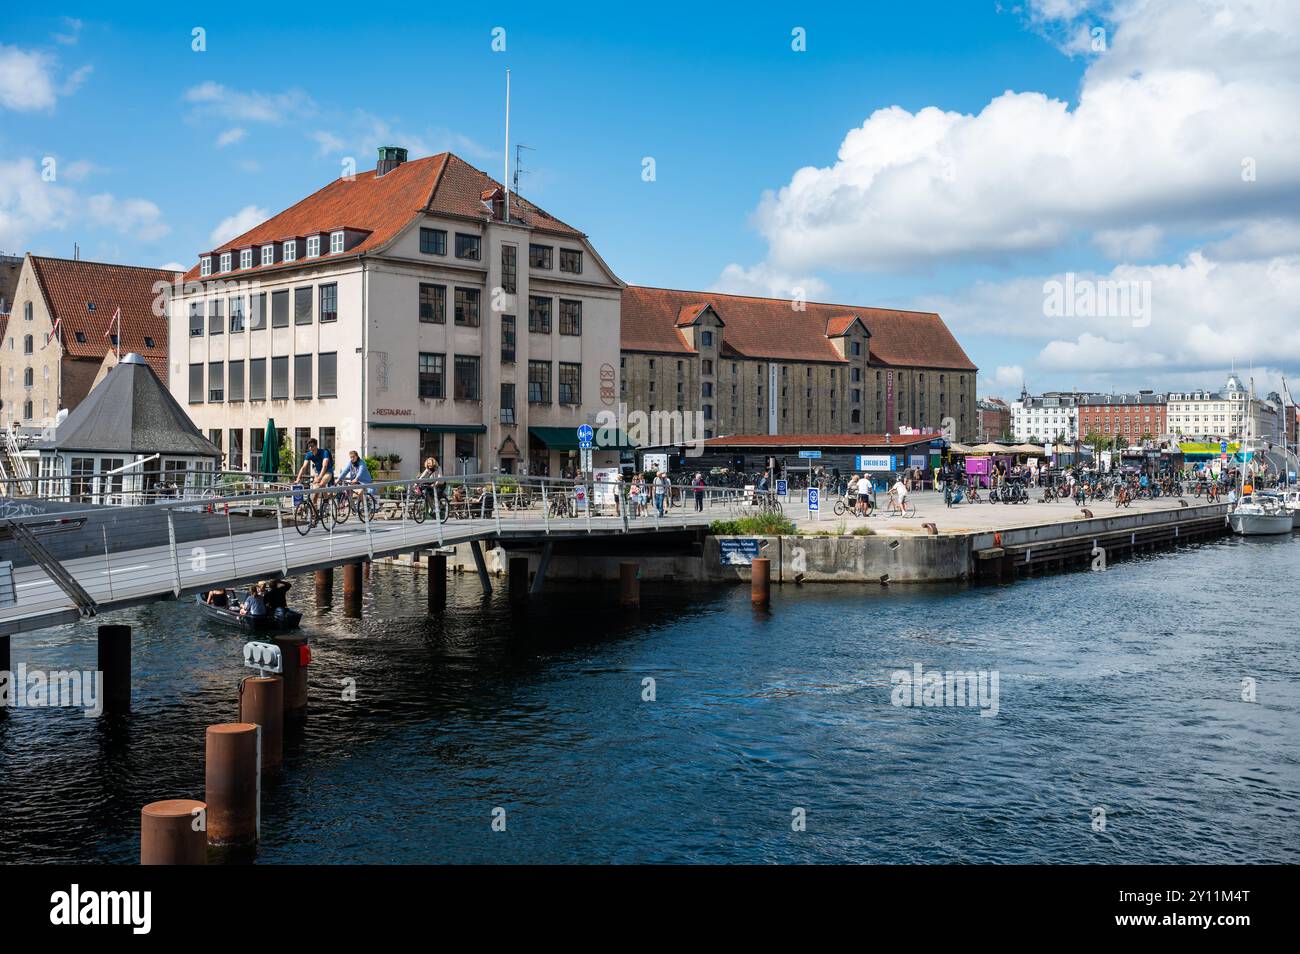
[
  {"left": 342, "top": 561, "right": 364, "bottom": 616},
  {"left": 427, "top": 552, "right": 447, "bottom": 612},
  {"left": 314, "top": 568, "right": 333, "bottom": 606}
]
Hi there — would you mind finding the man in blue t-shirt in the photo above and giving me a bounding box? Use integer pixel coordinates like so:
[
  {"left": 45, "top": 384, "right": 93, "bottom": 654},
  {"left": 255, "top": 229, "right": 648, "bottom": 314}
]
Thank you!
[{"left": 295, "top": 438, "right": 335, "bottom": 489}]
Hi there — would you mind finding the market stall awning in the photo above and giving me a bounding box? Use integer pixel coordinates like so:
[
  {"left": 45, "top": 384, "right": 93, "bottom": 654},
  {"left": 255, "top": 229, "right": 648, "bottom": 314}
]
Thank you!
[{"left": 529, "top": 426, "right": 634, "bottom": 450}]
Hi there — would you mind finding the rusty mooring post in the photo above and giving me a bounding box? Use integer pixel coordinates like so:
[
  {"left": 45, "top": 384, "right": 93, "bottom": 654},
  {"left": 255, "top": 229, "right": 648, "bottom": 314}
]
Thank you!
[
  {"left": 428, "top": 552, "right": 447, "bottom": 612},
  {"left": 272, "top": 634, "right": 309, "bottom": 719},
  {"left": 238, "top": 676, "right": 284, "bottom": 770},
  {"left": 140, "top": 799, "right": 208, "bottom": 865},
  {"left": 619, "top": 562, "right": 640, "bottom": 608},
  {"left": 314, "top": 568, "right": 333, "bottom": 606},
  {"left": 751, "top": 557, "right": 771, "bottom": 607},
  {"left": 97, "top": 624, "right": 131, "bottom": 713},
  {"left": 204, "top": 723, "right": 260, "bottom": 847},
  {"left": 508, "top": 556, "right": 529, "bottom": 601},
  {"left": 342, "top": 561, "right": 363, "bottom": 616}
]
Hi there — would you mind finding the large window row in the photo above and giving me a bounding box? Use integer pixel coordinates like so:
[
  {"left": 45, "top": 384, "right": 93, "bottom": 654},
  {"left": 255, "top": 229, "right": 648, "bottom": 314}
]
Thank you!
[
  {"left": 188, "top": 353, "right": 337, "bottom": 403},
  {"left": 527, "top": 360, "right": 582, "bottom": 405},
  {"left": 189, "top": 284, "right": 338, "bottom": 335},
  {"left": 528, "top": 243, "right": 583, "bottom": 274}
]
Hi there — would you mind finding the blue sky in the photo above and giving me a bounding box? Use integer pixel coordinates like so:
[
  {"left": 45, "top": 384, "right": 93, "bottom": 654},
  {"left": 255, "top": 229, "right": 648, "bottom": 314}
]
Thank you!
[{"left": 3, "top": 1, "right": 1298, "bottom": 399}]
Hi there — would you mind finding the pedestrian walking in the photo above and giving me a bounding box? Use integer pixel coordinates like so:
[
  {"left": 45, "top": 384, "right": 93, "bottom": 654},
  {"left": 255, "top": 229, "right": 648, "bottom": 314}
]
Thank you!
[{"left": 692, "top": 472, "right": 705, "bottom": 512}]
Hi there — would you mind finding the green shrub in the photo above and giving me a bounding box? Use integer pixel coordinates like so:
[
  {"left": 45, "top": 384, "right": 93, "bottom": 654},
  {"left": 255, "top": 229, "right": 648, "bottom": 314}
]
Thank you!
[
  {"left": 708, "top": 513, "right": 797, "bottom": 536},
  {"left": 851, "top": 526, "right": 875, "bottom": 536}
]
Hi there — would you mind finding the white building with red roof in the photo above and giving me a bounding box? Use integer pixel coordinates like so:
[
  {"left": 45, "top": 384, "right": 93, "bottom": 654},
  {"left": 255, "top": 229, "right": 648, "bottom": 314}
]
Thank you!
[{"left": 170, "top": 148, "right": 625, "bottom": 477}]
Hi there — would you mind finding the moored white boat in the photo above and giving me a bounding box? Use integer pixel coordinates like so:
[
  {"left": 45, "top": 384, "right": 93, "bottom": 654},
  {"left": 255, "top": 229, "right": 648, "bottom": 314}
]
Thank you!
[
  {"left": 1276, "top": 489, "right": 1300, "bottom": 529},
  {"left": 1228, "top": 494, "right": 1293, "bottom": 535}
]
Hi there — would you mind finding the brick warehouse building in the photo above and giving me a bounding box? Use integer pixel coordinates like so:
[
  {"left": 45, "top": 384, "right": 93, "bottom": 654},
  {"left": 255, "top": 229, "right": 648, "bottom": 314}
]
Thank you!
[
  {"left": 1077, "top": 391, "right": 1167, "bottom": 442},
  {"left": 619, "top": 287, "right": 978, "bottom": 442}
]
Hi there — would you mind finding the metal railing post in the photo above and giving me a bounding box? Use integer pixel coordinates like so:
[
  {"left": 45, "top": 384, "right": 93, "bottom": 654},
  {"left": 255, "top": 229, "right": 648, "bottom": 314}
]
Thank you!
[
  {"left": 166, "top": 511, "right": 182, "bottom": 597},
  {"left": 102, "top": 525, "right": 115, "bottom": 601},
  {"left": 363, "top": 485, "right": 375, "bottom": 561},
  {"left": 275, "top": 496, "right": 290, "bottom": 576},
  {"left": 434, "top": 481, "right": 444, "bottom": 546},
  {"left": 542, "top": 480, "right": 550, "bottom": 534},
  {"left": 226, "top": 509, "right": 238, "bottom": 579},
  {"left": 494, "top": 484, "right": 502, "bottom": 536},
  {"left": 584, "top": 478, "right": 592, "bottom": 533}
]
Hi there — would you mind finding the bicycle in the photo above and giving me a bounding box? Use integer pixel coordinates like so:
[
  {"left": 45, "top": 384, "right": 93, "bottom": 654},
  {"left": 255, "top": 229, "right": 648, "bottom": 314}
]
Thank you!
[
  {"left": 331, "top": 483, "right": 379, "bottom": 525},
  {"left": 293, "top": 485, "right": 334, "bottom": 535},
  {"left": 884, "top": 494, "right": 917, "bottom": 517}
]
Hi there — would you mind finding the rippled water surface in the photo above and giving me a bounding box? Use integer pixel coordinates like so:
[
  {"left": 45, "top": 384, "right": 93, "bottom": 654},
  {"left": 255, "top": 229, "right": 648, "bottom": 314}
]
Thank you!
[{"left": 1, "top": 535, "right": 1297, "bottom": 863}]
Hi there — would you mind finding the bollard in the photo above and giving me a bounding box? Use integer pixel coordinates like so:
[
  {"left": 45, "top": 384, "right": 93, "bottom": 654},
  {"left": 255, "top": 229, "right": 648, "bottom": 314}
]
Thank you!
[
  {"left": 238, "top": 675, "right": 284, "bottom": 770},
  {"left": 314, "top": 567, "right": 333, "bottom": 606},
  {"left": 620, "top": 562, "right": 640, "bottom": 608},
  {"left": 428, "top": 553, "right": 447, "bottom": 612},
  {"left": 751, "top": 557, "right": 771, "bottom": 607},
  {"left": 342, "top": 562, "right": 363, "bottom": 616},
  {"left": 204, "top": 723, "right": 260, "bottom": 847},
  {"left": 273, "top": 634, "right": 309, "bottom": 718},
  {"left": 508, "top": 556, "right": 529, "bottom": 601},
  {"left": 140, "top": 799, "right": 208, "bottom": 865},
  {"left": 97, "top": 624, "right": 131, "bottom": 713}
]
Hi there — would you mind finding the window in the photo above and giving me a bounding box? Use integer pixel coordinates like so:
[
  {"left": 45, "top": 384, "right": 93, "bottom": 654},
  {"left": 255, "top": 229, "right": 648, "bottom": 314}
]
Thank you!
[
  {"left": 306, "top": 235, "right": 321, "bottom": 257},
  {"left": 188, "top": 363, "right": 204, "bottom": 403},
  {"left": 319, "top": 283, "right": 337, "bottom": 323},
  {"left": 702, "top": 359, "right": 713, "bottom": 374},
  {"left": 529, "top": 244, "right": 552, "bottom": 269},
  {"left": 418, "top": 353, "right": 444, "bottom": 398},
  {"left": 294, "top": 287, "right": 313, "bottom": 325},
  {"left": 144, "top": 336, "right": 156, "bottom": 348},
  {"left": 330, "top": 231, "right": 344, "bottom": 254},
  {"left": 206, "top": 361, "right": 225, "bottom": 401},
  {"left": 239, "top": 249, "right": 253, "bottom": 269},
  {"left": 528, "top": 360, "right": 551, "bottom": 403},
  {"left": 419, "top": 283, "right": 446, "bottom": 323},
  {"left": 501, "top": 245, "right": 517, "bottom": 294},
  {"left": 294, "top": 354, "right": 312, "bottom": 399},
  {"left": 261, "top": 245, "right": 275, "bottom": 266},
  {"left": 453, "top": 355, "right": 480, "bottom": 400},
  {"left": 249, "top": 358, "right": 266, "bottom": 400},
  {"left": 700, "top": 330, "right": 713, "bottom": 347},
  {"left": 209, "top": 299, "right": 224, "bottom": 334},
  {"left": 271, "top": 356, "right": 289, "bottom": 400},
  {"left": 283, "top": 240, "right": 297, "bottom": 262},
  {"left": 454, "top": 287, "right": 480, "bottom": 326},
  {"left": 558, "top": 362, "right": 581, "bottom": 404},
  {"left": 702, "top": 382, "right": 713, "bottom": 397},
  {"left": 250, "top": 292, "right": 266, "bottom": 330},
  {"left": 22, "top": 400, "right": 31, "bottom": 419},
  {"left": 559, "top": 248, "right": 583, "bottom": 274},
  {"left": 500, "top": 383, "right": 516, "bottom": 424},
  {"left": 851, "top": 340, "right": 861, "bottom": 356},
  {"left": 23, "top": 334, "right": 33, "bottom": 354},
  {"left": 528, "top": 296, "right": 551, "bottom": 333},
  {"left": 200, "top": 256, "right": 212, "bottom": 276},
  {"left": 220, "top": 252, "right": 232, "bottom": 272},
  {"left": 23, "top": 367, "right": 33, "bottom": 387},
  {"left": 419, "top": 228, "right": 446, "bottom": 255},
  {"left": 272, "top": 289, "right": 289, "bottom": 327},
  {"left": 501, "top": 314, "right": 516, "bottom": 363},
  {"left": 229, "top": 297, "right": 245, "bottom": 333},
  {"left": 189, "top": 302, "right": 204, "bottom": 337},
  {"left": 454, "top": 233, "right": 481, "bottom": 260},
  {"left": 559, "top": 299, "right": 582, "bottom": 336},
  {"left": 229, "top": 360, "right": 245, "bottom": 401}
]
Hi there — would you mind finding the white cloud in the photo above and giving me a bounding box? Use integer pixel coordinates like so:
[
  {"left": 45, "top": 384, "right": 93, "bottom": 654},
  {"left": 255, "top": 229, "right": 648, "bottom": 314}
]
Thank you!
[
  {"left": 0, "top": 157, "right": 168, "bottom": 247},
  {"left": 159, "top": 261, "right": 186, "bottom": 272},
  {"left": 1093, "top": 225, "right": 1163, "bottom": 261},
  {"left": 0, "top": 45, "right": 57, "bottom": 110},
  {"left": 209, "top": 205, "right": 269, "bottom": 247},
  {"left": 85, "top": 194, "right": 169, "bottom": 242},
  {"left": 711, "top": 262, "right": 830, "bottom": 301},
  {"left": 216, "top": 127, "right": 247, "bottom": 148},
  {"left": 60, "top": 64, "right": 92, "bottom": 96},
  {"left": 53, "top": 17, "right": 83, "bottom": 45},
  {"left": 311, "top": 111, "right": 494, "bottom": 165},
  {"left": 991, "top": 365, "right": 1026, "bottom": 390},
  {"left": 311, "top": 130, "right": 347, "bottom": 156},
  {"left": 184, "top": 82, "right": 314, "bottom": 124}
]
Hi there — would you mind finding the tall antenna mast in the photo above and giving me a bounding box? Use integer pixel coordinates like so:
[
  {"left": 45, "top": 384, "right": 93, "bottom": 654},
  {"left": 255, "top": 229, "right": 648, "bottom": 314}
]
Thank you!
[
  {"left": 513, "top": 143, "right": 533, "bottom": 197},
  {"left": 504, "top": 69, "right": 511, "bottom": 223}
]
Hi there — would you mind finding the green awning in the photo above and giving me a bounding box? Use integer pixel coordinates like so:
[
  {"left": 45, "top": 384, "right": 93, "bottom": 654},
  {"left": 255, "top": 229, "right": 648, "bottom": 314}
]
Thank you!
[
  {"left": 368, "top": 422, "right": 486, "bottom": 433},
  {"left": 529, "top": 426, "right": 633, "bottom": 450}
]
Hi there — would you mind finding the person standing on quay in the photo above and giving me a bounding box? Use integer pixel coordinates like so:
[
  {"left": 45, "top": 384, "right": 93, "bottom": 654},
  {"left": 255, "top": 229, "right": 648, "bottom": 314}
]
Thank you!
[
  {"left": 654, "top": 470, "right": 668, "bottom": 516},
  {"left": 692, "top": 472, "right": 706, "bottom": 512}
]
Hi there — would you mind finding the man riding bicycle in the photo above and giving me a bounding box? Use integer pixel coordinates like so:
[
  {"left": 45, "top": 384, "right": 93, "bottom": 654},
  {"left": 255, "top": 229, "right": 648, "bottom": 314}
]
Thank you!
[{"left": 295, "top": 438, "right": 335, "bottom": 489}]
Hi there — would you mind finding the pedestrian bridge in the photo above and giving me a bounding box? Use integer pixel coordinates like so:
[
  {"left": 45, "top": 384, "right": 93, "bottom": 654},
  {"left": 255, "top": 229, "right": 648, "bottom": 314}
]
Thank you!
[{"left": 0, "top": 476, "right": 727, "bottom": 636}]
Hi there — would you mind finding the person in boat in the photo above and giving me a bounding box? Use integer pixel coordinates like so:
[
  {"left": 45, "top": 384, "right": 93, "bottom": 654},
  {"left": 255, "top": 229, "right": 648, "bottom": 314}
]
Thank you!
[
  {"left": 240, "top": 582, "right": 268, "bottom": 619},
  {"left": 205, "top": 588, "right": 230, "bottom": 607},
  {"left": 264, "top": 579, "right": 292, "bottom": 619}
]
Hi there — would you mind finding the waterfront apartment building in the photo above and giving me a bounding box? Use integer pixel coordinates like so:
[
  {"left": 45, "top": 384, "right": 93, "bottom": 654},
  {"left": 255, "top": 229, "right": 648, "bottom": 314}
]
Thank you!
[
  {"left": 1163, "top": 374, "right": 1286, "bottom": 443},
  {"left": 1076, "top": 391, "right": 1166, "bottom": 442},
  {"left": 1009, "top": 389, "right": 1089, "bottom": 443},
  {"left": 619, "top": 287, "right": 978, "bottom": 443},
  {"left": 0, "top": 255, "right": 174, "bottom": 433},
  {"left": 170, "top": 149, "right": 624, "bottom": 478},
  {"left": 976, "top": 397, "right": 1011, "bottom": 443}
]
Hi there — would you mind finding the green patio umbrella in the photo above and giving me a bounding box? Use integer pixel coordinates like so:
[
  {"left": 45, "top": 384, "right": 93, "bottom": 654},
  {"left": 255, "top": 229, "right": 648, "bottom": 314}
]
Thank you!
[{"left": 260, "top": 418, "right": 279, "bottom": 479}]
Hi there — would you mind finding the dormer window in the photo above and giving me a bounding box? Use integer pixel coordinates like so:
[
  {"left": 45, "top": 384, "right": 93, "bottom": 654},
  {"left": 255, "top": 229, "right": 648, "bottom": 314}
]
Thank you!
[
  {"left": 261, "top": 245, "right": 275, "bottom": 266},
  {"left": 283, "top": 240, "right": 297, "bottom": 262},
  {"left": 240, "top": 249, "right": 253, "bottom": 269},
  {"left": 220, "top": 252, "right": 232, "bottom": 272},
  {"left": 330, "top": 231, "right": 344, "bottom": 254},
  {"left": 306, "top": 235, "right": 321, "bottom": 257},
  {"left": 200, "top": 256, "right": 212, "bottom": 277}
]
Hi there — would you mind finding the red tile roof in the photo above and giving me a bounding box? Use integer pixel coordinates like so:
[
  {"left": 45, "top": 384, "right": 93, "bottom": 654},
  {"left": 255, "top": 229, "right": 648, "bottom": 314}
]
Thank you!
[
  {"left": 29, "top": 256, "right": 176, "bottom": 382},
  {"left": 621, "top": 285, "right": 977, "bottom": 371},
  {"left": 185, "top": 153, "right": 583, "bottom": 281},
  {"left": 702, "top": 432, "right": 943, "bottom": 448}
]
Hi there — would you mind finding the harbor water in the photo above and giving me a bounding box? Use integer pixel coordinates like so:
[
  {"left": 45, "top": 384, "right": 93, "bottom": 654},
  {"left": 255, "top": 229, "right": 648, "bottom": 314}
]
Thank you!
[{"left": 1, "top": 534, "right": 1297, "bottom": 864}]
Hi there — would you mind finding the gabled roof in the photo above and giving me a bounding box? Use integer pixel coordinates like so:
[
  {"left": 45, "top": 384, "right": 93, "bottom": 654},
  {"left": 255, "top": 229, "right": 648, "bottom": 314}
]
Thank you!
[
  {"left": 41, "top": 353, "right": 219, "bottom": 457},
  {"left": 621, "top": 286, "right": 977, "bottom": 370},
  {"left": 28, "top": 256, "right": 175, "bottom": 382},
  {"left": 0, "top": 253, "right": 22, "bottom": 316},
  {"left": 185, "top": 152, "right": 584, "bottom": 281},
  {"left": 675, "top": 303, "right": 715, "bottom": 327},
  {"left": 825, "top": 314, "right": 867, "bottom": 338}
]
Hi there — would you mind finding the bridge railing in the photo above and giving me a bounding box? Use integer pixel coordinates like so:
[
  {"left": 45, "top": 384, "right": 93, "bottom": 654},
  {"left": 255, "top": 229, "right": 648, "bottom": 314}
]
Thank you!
[{"left": 0, "top": 473, "right": 774, "bottom": 629}]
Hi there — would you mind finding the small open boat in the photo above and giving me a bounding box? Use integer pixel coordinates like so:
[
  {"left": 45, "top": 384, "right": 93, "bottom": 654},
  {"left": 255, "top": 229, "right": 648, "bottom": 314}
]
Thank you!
[{"left": 194, "top": 595, "right": 303, "bottom": 632}]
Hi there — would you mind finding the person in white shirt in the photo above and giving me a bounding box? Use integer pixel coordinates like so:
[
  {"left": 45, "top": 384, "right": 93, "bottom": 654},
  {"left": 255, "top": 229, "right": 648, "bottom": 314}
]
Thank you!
[{"left": 891, "top": 476, "right": 909, "bottom": 512}]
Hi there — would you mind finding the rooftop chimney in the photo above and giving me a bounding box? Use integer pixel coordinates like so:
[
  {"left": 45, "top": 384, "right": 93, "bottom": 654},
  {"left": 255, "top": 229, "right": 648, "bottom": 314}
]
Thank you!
[{"left": 375, "top": 145, "right": 408, "bottom": 177}]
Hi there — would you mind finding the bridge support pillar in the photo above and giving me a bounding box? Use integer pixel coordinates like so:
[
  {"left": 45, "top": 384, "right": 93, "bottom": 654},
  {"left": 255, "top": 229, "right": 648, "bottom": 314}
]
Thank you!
[
  {"left": 204, "top": 723, "right": 260, "bottom": 847},
  {"left": 469, "top": 540, "right": 493, "bottom": 596},
  {"left": 97, "top": 624, "right": 131, "bottom": 713},
  {"left": 620, "top": 562, "right": 640, "bottom": 608},
  {"left": 314, "top": 568, "right": 333, "bottom": 606},
  {"left": 238, "top": 676, "right": 284, "bottom": 771},
  {"left": 342, "top": 562, "right": 363, "bottom": 616},
  {"left": 751, "top": 558, "right": 771, "bottom": 607},
  {"left": 428, "top": 553, "right": 447, "bottom": 612},
  {"left": 273, "top": 634, "right": 309, "bottom": 719},
  {"left": 0, "top": 634, "right": 8, "bottom": 686},
  {"left": 363, "top": 559, "right": 371, "bottom": 581},
  {"left": 508, "top": 557, "right": 529, "bottom": 601},
  {"left": 529, "top": 540, "right": 554, "bottom": 597},
  {"left": 140, "top": 799, "right": 207, "bottom": 865}
]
